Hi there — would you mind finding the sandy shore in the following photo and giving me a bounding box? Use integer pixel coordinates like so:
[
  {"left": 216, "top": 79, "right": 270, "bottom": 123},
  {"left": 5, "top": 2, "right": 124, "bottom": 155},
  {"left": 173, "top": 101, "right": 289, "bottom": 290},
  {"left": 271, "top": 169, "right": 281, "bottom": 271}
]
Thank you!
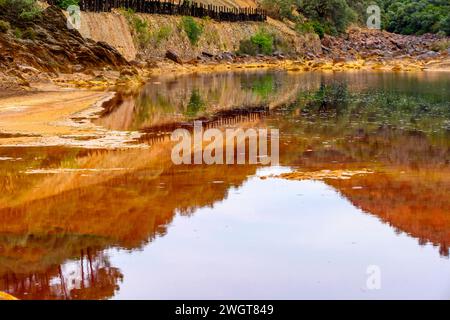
[
  {"left": 0, "top": 90, "right": 113, "bottom": 146},
  {"left": 46, "top": 55, "right": 450, "bottom": 91}
]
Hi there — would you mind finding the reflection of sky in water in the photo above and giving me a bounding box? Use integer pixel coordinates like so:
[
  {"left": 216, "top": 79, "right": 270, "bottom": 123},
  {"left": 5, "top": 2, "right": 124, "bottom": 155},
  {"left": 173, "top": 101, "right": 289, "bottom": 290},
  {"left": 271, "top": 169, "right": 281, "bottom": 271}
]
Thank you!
[
  {"left": 110, "top": 177, "right": 450, "bottom": 300},
  {"left": 1, "top": 71, "right": 450, "bottom": 299}
]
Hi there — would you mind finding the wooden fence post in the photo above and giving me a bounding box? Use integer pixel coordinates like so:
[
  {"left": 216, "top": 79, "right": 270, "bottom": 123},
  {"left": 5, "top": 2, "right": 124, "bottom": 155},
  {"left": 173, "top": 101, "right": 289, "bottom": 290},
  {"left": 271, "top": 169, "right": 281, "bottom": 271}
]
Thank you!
[{"left": 49, "top": 0, "right": 266, "bottom": 22}]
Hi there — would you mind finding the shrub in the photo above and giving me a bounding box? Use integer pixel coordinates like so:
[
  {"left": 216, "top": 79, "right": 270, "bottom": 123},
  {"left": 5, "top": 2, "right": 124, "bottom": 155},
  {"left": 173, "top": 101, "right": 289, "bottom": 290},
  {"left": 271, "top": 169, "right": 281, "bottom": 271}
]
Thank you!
[
  {"left": 250, "top": 29, "right": 274, "bottom": 55},
  {"left": 153, "top": 25, "right": 172, "bottom": 45},
  {"left": 14, "top": 28, "right": 22, "bottom": 39},
  {"left": 186, "top": 90, "right": 205, "bottom": 117},
  {"left": 120, "top": 8, "right": 151, "bottom": 48},
  {"left": 297, "top": 0, "right": 356, "bottom": 34},
  {"left": 295, "top": 22, "right": 315, "bottom": 35},
  {"left": 238, "top": 29, "right": 275, "bottom": 56},
  {"left": 238, "top": 39, "right": 259, "bottom": 56},
  {"left": 384, "top": 0, "right": 450, "bottom": 35},
  {"left": 273, "top": 35, "right": 294, "bottom": 55},
  {"left": 259, "top": 0, "right": 295, "bottom": 20},
  {"left": 22, "top": 27, "right": 36, "bottom": 40},
  {"left": 431, "top": 39, "right": 450, "bottom": 52},
  {"left": 441, "top": 15, "right": 450, "bottom": 36},
  {"left": 311, "top": 21, "right": 325, "bottom": 39},
  {"left": 0, "top": 20, "right": 10, "bottom": 33},
  {"left": 182, "top": 16, "right": 203, "bottom": 45},
  {"left": 56, "top": 0, "right": 79, "bottom": 9},
  {"left": 0, "top": 0, "right": 42, "bottom": 21}
]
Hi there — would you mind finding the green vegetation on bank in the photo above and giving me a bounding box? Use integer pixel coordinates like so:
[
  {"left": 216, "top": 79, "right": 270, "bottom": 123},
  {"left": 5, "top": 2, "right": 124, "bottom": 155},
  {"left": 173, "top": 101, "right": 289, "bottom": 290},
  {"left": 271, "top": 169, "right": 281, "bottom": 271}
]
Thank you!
[
  {"left": 181, "top": 16, "right": 203, "bottom": 45},
  {"left": 258, "top": 0, "right": 450, "bottom": 37},
  {"left": 239, "top": 29, "right": 275, "bottom": 55},
  {"left": 120, "top": 8, "right": 152, "bottom": 48},
  {"left": 56, "top": 0, "right": 79, "bottom": 9},
  {"left": 238, "top": 28, "right": 294, "bottom": 56},
  {"left": 152, "top": 25, "right": 172, "bottom": 45},
  {"left": 383, "top": 0, "right": 450, "bottom": 35},
  {"left": 0, "top": 0, "right": 42, "bottom": 21},
  {"left": 0, "top": 20, "right": 10, "bottom": 33}
]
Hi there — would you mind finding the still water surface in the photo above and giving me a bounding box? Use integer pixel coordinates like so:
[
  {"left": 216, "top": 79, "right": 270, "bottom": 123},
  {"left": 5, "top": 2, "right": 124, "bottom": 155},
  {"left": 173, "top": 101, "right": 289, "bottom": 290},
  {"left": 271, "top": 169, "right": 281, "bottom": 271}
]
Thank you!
[{"left": 0, "top": 71, "right": 449, "bottom": 299}]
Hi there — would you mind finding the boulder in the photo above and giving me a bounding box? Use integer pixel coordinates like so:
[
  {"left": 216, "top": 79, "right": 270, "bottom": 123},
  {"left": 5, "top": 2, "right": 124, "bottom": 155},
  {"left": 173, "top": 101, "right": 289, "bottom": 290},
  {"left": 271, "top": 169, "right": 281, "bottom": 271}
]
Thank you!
[
  {"left": 417, "top": 51, "right": 440, "bottom": 60},
  {"left": 120, "top": 67, "right": 138, "bottom": 77},
  {"left": 201, "top": 51, "right": 214, "bottom": 58},
  {"left": 165, "top": 50, "right": 183, "bottom": 64},
  {"left": 129, "top": 60, "right": 147, "bottom": 68}
]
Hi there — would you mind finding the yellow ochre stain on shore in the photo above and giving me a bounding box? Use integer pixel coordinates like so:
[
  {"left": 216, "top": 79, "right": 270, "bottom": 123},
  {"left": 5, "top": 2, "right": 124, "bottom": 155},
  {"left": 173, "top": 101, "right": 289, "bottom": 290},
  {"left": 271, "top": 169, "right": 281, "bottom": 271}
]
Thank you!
[{"left": 0, "top": 291, "right": 18, "bottom": 300}]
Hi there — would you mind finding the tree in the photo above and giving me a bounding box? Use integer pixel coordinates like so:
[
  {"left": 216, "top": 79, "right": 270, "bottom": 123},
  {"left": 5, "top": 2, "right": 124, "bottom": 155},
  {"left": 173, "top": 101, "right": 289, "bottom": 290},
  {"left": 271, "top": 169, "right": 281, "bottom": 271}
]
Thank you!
[{"left": 296, "top": 0, "right": 357, "bottom": 34}]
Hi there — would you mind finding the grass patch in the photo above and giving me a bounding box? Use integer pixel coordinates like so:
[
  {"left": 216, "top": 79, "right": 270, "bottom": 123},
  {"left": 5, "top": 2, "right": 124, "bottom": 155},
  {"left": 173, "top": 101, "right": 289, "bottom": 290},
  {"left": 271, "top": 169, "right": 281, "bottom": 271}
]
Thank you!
[
  {"left": 0, "top": 0, "right": 42, "bottom": 21},
  {"left": 152, "top": 25, "right": 172, "bottom": 45},
  {"left": 185, "top": 90, "right": 205, "bottom": 117},
  {"left": 14, "top": 28, "right": 22, "bottom": 39},
  {"left": 238, "top": 29, "right": 274, "bottom": 56},
  {"left": 431, "top": 39, "right": 450, "bottom": 52},
  {"left": 22, "top": 26, "right": 36, "bottom": 40},
  {"left": 0, "top": 19, "right": 10, "bottom": 33},
  {"left": 181, "top": 16, "right": 203, "bottom": 45},
  {"left": 56, "top": 0, "right": 79, "bottom": 9},
  {"left": 120, "top": 8, "right": 151, "bottom": 48}
]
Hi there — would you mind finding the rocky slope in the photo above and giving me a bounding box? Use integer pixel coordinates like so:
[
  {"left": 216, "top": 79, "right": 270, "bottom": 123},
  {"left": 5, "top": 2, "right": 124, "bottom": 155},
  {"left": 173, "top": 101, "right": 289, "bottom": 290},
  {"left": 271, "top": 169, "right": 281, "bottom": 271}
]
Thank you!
[
  {"left": 0, "top": 6, "right": 129, "bottom": 92},
  {"left": 322, "top": 28, "right": 450, "bottom": 61}
]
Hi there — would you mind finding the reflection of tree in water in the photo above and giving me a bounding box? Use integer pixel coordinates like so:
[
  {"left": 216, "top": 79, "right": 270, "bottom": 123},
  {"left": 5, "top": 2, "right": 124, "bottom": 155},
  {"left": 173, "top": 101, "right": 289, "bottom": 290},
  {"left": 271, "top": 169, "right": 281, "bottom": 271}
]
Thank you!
[
  {"left": 299, "top": 82, "right": 350, "bottom": 117},
  {"left": 0, "top": 248, "right": 122, "bottom": 300},
  {"left": 296, "top": 81, "right": 450, "bottom": 136},
  {"left": 2, "top": 72, "right": 450, "bottom": 298},
  {"left": 240, "top": 74, "right": 277, "bottom": 100},
  {"left": 185, "top": 89, "right": 205, "bottom": 117},
  {"left": 0, "top": 159, "right": 258, "bottom": 299}
]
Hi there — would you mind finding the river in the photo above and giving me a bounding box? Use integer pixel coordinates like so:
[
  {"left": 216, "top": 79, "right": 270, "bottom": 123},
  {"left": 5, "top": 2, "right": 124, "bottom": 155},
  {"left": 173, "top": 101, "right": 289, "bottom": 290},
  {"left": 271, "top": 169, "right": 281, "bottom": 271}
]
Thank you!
[{"left": 0, "top": 70, "right": 449, "bottom": 299}]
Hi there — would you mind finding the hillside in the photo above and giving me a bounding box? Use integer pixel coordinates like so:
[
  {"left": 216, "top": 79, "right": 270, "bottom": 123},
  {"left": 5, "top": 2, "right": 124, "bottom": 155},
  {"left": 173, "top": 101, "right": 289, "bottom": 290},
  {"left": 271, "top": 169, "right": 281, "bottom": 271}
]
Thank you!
[{"left": 78, "top": 10, "right": 321, "bottom": 61}]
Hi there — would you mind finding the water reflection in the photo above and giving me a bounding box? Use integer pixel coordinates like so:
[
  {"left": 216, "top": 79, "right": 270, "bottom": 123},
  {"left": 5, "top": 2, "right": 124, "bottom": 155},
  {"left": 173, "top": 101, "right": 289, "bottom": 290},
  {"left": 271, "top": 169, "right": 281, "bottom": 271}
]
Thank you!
[{"left": 0, "top": 71, "right": 449, "bottom": 299}]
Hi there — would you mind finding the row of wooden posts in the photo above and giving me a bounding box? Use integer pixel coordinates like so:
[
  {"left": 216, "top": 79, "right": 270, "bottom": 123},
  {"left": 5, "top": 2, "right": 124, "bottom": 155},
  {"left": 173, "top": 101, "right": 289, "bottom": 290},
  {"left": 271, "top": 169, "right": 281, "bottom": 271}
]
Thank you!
[{"left": 49, "top": 0, "right": 267, "bottom": 22}]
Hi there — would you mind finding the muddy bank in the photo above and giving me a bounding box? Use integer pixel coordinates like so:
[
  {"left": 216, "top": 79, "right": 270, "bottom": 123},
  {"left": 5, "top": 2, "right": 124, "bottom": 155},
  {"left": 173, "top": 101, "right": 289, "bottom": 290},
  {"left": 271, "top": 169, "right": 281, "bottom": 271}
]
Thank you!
[{"left": 0, "top": 90, "right": 144, "bottom": 148}]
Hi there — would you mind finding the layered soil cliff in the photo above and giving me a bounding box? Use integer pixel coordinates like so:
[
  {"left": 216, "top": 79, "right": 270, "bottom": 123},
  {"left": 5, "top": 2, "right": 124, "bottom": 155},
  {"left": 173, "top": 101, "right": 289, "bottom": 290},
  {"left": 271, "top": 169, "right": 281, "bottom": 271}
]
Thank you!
[{"left": 77, "top": 11, "right": 321, "bottom": 62}]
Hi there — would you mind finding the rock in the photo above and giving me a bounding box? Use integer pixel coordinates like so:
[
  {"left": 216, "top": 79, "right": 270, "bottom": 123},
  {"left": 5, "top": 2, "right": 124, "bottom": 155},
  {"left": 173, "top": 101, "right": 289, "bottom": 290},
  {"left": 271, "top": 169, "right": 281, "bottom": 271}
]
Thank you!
[
  {"left": 120, "top": 67, "right": 138, "bottom": 77},
  {"left": 201, "top": 51, "right": 214, "bottom": 58},
  {"left": 237, "top": 53, "right": 250, "bottom": 58},
  {"left": 44, "top": 44, "right": 65, "bottom": 53},
  {"left": 417, "top": 51, "right": 440, "bottom": 60},
  {"left": 321, "top": 45, "right": 331, "bottom": 53},
  {"left": 273, "top": 51, "right": 285, "bottom": 59},
  {"left": 129, "top": 60, "right": 146, "bottom": 68},
  {"left": 0, "top": 6, "right": 128, "bottom": 75},
  {"left": 332, "top": 56, "right": 347, "bottom": 63},
  {"left": 165, "top": 50, "right": 183, "bottom": 64},
  {"left": 17, "top": 64, "right": 39, "bottom": 74},
  {"left": 221, "top": 52, "right": 235, "bottom": 61},
  {"left": 72, "top": 64, "right": 85, "bottom": 72},
  {"left": 321, "top": 35, "right": 334, "bottom": 47}
]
